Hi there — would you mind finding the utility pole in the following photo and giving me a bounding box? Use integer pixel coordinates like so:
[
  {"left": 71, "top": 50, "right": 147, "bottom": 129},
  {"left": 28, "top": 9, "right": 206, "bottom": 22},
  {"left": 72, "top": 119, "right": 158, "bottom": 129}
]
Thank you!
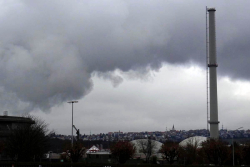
[{"left": 68, "top": 101, "right": 78, "bottom": 147}]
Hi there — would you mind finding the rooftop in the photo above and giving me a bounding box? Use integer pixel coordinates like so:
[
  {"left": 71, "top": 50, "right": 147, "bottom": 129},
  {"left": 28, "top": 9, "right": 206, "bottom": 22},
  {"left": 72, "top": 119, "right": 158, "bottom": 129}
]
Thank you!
[{"left": 0, "top": 116, "right": 35, "bottom": 124}]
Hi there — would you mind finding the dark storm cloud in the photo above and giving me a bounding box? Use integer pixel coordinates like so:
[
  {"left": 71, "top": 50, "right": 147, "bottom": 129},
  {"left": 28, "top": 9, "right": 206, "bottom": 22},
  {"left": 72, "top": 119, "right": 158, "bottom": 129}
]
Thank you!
[{"left": 0, "top": 0, "right": 249, "bottom": 112}]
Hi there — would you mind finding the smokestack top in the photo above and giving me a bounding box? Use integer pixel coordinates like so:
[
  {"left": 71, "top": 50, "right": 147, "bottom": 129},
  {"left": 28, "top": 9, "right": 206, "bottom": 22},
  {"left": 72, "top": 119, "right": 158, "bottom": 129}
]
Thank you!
[{"left": 208, "top": 8, "right": 216, "bottom": 12}]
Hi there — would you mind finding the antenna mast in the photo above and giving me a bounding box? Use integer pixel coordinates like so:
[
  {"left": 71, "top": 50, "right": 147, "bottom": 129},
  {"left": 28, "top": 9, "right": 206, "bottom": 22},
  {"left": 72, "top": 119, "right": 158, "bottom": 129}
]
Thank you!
[{"left": 206, "top": 6, "right": 210, "bottom": 131}]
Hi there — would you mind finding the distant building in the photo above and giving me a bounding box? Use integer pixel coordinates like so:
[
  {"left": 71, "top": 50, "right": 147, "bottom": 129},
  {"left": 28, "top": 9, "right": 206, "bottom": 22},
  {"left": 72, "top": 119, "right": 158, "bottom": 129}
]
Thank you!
[
  {"left": 179, "top": 136, "right": 207, "bottom": 148},
  {"left": 0, "top": 115, "right": 35, "bottom": 141},
  {"left": 130, "top": 139, "right": 163, "bottom": 160},
  {"left": 86, "top": 145, "right": 111, "bottom": 163},
  {"left": 172, "top": 124, "right": 175, "bottom": 131}
]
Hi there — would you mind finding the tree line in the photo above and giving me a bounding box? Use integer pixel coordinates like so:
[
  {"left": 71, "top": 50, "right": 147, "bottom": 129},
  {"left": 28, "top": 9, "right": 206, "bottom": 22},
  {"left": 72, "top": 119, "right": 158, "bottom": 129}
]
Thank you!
[{"left": 110, "top": 138, "right": 250, "bottom": 165}]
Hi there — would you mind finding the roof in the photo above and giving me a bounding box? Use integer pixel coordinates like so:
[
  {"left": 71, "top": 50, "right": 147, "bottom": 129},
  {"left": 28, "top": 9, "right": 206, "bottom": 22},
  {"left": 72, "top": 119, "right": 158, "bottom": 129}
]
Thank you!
[
  {"left": 179, "top": 136, "right": 207, "bottom": 148},
  {"left": 86, "top": 145, "right": 99, "bottom": 153},
  {"left": 87, "top": 151, "right": 110, "bottom": 155},
  {"left": 130, "top": 139, "right": 163, "bottom": 153},
  {"left": 0, "top": 116, "right": 35, "bottom": 124}
]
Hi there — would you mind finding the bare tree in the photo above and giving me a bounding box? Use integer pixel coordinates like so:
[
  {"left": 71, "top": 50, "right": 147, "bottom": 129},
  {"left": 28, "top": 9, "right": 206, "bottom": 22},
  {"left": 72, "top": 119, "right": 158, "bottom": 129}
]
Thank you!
[
  {"left": 160, "top": 141, "right": 179, "bottom": 164},
  {"left": 110, "top": 141, "right": 136, "bottom": 164},
  {"left": 65, "top": 143, "right": 86, "bottom": 163},
  {"left": 179, "top": 138, "right": 200, "bottom": 165},
  {"left": 200, "top": 139, "right": 230, "bottom": 165},
  {"left": 5, "top": 116, "right": 50, "bottom": 162},
  {"left": 242, "top": 143, "right": 250, "bottom": 165},
  {"left": 136, "top": 137, "right": 157, "bottom": 163}
]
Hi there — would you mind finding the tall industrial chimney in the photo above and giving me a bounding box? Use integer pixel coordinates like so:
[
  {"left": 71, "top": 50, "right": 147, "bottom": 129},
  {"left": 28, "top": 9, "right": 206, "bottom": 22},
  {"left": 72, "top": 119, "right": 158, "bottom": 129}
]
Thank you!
[{"left": 208, "top": 8, "right": 219, "bottom": 139}]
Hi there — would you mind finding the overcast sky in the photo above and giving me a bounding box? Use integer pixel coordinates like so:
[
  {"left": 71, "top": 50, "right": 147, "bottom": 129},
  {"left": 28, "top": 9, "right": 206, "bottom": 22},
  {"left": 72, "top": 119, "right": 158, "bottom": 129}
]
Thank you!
[{"left": 1, "top": 0, "right": 250, "bottom": 135}]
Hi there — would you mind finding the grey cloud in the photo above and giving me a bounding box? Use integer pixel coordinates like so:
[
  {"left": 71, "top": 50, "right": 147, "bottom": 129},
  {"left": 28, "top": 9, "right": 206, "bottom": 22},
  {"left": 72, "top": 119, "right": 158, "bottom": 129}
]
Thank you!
[
  {"left": 0, "top": 0, "right": 250, "bottom": 112},
  {"left": 94, "top": 72, "right": 123, "bottom": 87}
]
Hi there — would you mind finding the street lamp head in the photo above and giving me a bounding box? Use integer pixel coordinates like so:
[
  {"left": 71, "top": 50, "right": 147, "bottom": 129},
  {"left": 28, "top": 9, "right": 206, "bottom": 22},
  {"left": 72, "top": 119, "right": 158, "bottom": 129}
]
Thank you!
[{"left": 68, "top": 101, "right": 78, "bottom": 103}]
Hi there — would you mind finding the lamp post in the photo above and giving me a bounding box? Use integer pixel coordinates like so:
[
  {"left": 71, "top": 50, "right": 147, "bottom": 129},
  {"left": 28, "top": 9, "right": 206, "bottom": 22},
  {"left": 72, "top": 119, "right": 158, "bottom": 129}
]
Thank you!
[
  {"left": 68, "top": 101, "right": 78, "bottom": 147},
  {"left": 232, "top": 127, "right": 243, "bottom": 166}
]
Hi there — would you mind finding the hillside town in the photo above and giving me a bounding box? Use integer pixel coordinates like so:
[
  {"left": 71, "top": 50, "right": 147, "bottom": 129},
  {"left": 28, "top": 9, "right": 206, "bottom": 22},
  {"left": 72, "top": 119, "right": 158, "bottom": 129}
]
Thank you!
[{"left": 49, "top": 126, "right": 250, "bottom": 143}]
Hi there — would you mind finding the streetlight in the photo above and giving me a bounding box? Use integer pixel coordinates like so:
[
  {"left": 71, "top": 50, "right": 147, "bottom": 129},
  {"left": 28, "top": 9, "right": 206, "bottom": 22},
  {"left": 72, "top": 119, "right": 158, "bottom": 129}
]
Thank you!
[
  {"left": 232, "top": 127, "right": 243, "bottom": 166},
  {"left": 68, "top": 101, "right": 78, "bottom": 147}
]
